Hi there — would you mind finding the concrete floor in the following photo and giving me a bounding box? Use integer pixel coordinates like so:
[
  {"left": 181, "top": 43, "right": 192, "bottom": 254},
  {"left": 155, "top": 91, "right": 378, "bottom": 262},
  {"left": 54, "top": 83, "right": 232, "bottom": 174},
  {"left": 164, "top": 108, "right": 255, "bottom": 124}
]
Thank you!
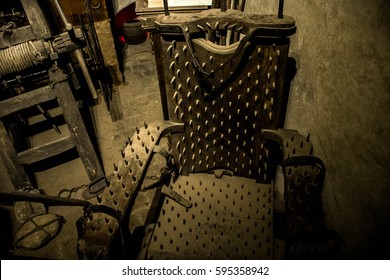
[{"left": 0, "top": 39, "right": 162, "bottom": 259}]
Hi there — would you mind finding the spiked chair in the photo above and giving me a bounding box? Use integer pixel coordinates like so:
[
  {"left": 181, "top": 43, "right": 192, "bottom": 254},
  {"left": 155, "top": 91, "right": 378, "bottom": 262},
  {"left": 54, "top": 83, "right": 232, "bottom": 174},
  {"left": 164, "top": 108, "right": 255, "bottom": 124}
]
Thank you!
[{"left": 76, "top": 6, "right": 340, "bottom": 260}]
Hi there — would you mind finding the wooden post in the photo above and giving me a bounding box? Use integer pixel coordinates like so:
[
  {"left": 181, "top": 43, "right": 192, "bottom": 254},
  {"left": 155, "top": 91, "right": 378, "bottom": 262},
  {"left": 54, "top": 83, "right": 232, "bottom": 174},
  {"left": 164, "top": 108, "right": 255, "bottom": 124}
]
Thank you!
[{"left": 0, "top": 121, "right": 30, "bottom": 191}]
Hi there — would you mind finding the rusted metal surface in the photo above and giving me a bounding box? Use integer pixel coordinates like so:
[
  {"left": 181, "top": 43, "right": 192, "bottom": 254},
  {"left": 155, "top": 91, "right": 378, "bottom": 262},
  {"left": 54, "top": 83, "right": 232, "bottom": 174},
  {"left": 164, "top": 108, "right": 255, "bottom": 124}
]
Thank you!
[
  {"left": 140, "top": 173, "right": 273, "bottom": 259},
  {"left": 155, "top": 9, "right": 295, "bottom": 182},
  {"left": 77, "top": 121, "right": 184, "bottom": 259}
]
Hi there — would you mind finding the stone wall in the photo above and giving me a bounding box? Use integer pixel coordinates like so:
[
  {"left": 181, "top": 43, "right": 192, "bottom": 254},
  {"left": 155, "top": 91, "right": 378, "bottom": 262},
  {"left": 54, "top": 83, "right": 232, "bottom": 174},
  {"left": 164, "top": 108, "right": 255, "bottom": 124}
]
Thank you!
[{"left": 246, "top": 0, "right": 390, "bottom": 258}]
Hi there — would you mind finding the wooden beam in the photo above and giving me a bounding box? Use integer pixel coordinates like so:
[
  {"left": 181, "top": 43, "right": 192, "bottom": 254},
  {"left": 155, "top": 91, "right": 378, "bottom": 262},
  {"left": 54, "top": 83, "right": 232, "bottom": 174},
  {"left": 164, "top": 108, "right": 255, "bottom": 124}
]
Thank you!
[
  {"left": 17, "top": 136, "right": 75, "bottom": 165},
  {"left": 0, "top": 121, "right": 30, "bottom": 190},
  {"left": 20, "top": 0, "right": 51, "bottom": 39},
  {"left": 0, "top": 84, "right": 59, "bottom": 118}
]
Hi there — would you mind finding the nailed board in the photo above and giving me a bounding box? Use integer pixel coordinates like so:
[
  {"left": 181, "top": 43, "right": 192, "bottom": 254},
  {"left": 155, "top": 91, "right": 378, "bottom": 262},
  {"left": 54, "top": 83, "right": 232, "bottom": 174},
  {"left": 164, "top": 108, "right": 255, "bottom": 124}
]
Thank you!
[{"left": 141, "top": 173, "right": 273, "bottom": 259}]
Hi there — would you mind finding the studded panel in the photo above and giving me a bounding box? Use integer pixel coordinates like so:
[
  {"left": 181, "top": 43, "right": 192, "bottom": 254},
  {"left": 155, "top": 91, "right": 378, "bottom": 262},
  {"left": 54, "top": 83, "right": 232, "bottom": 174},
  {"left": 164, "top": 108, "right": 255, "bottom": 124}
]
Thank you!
[
  {"left": 160, "top": 32, "right": 291, "bottom": 183},
  {"left": 141, "top": 173, "right": 273, "bottom": 259}
]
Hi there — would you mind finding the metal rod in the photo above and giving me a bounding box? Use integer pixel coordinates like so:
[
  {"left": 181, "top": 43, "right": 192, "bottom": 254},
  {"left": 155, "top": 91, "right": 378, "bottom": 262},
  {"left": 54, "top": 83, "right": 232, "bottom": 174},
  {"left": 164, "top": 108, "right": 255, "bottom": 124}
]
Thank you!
[
  {"left": 0, "top": 189, "right": 91, "bottom": 207},
  {"left": 278, "top": 0, "right": 284, "bottom": 18},
  {"left": 51, "top": 0, "right": 98, "bottom": 99},
  {"left": 163, "top": 0, "right": 170, "bottom": 16}
]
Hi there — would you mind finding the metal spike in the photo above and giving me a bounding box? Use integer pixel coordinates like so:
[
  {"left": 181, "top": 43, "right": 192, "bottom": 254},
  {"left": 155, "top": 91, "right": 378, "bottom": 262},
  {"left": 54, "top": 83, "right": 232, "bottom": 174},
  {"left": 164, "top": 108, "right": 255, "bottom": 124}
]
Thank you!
[
  {"left": 264, "top": 103, "right": 268, "bottom": 110},
  {"left": 192, "top": 154, "right": 196, "bottom": 160},
  {"left": 117, "top": 173, "right": 121, "bottom": 180},
  {"left": 198, "top": 149, "right": 202, "bottom": 155},
  {"left": 266, "top": 150, "right": 269, "bottom": 158},
  {"left": 170, "top": 76, "right": 176, "bottom": 85},
  {"left": 237, "top": 122, "right": 240, "bottom": 128},
  {"left": 236, "top": 135, "right": 239, "bottom": 141},
  {"left": 265, "top": 88, "right": 269, "bottom": 95},
  {"left": 243, "top": 141, "right": 246, "bottom": 147},
  {"left": 220, "top": 108, "right": 224, "bottom": 114},
  {"left": 212, "top": 127, "right": 216, "bottom": 133},
  {"left": 196, "top": 113, "right": 200, "bottom": 119},
  {"left": 121, "top": 149, "right": 125, "bottom": 158},
  {"left": 245, "top": 115, "right": 248, "bottom": 121},
  {"left": 179, "top": 166, "right": 183, "bottom": 174},
  {"left": 178, "top": 154, "right": 182, "bottom": 161},
  {"left": 277, "top": 49, "right": 280, "bottom": 56},
  {"left": 246, "top": 102, "right": 249, "bottom": 108},
  {"left": 167, "top": 45, "right": 173, "bottom": 54},
  {"left": 186, "top": 78, "right": 191, "bottom": 86},
  {"left": 201, "top": 62, "right": 206, "bottom": 69},
  {"left": 213, "top": 139, "right": 217, "bottom": 145},
  {"left": 212, "top": 114, "right": 215, "bottom": 120},
  {"left": 235, "top": 158, "right": 238, "bottom": 163},
  {"left": 151, "top": 135, "right": 155, "bottom": 142},
  {"left": 213, "top": 162, "right": 217, "bottom": 167},
  {"left": 190, "top": 132, "right": 194, "bottom": 139},
  {"left": 113, "top": 163, "right": 118, "bottom": 172},
  {"left": 307, "top": 133, "right": 311, "bottom": 142},
  {"left": 244, "top": 129, "right": 247, "bottom": 135},
  {"left": 183, "top": 147, "right": 186, "bottom": 154},
  {"left": 135, "top": 126, "right": 140, "bottom": 134},
  {"left": 228, "top": 115, "right": 232, "bottom": 121},
  {"left": 239, "top": 80, "right": 243, "bottom": 86},
  {"left": 251, "top": 136, "right": 255, "bottom": 142},
  {"left": 228, "top": 128, "right": 231, "bottom": 134},
  {"left": 169, "top": 61, "right": 175, "bottom": 70},
  {"left": 176, "top": 69, "right": 181, "bottom": 77},
  {"left": 250, "top": 148, "right": 254, "bottom": 155},
  {"left": 274, "top": 65, "right": 278, "bottom": 72},
  {"left": 209, "top": 56, "right": 213, "bottom": 63},
  {"left": 188, "top": 106, "right": 192, "bottom": 113},
  {"left": 238, "top": 95, "right": 241, "bottom": 100},
  {"left": 173, "top": 91, "right": 178, "bottom": 100},
  {"left": 174, "top": 106, "right": 179, "bottom": 114},
  {"left": 205, "top": 144, "right": 209, "bottom": 151},
  {"left": 206, "top": 164, "right": 209, "bottom": 169},
  {"left": 221, "top": 134, "right": 224, "bottom": 139},
  {"left": 271, "top": 97, "right": 274, "bottom": 106},
  {"left": 269, "top": 56, "right": 273, "bottom": 62},
  {"left": 174, "top": 53, "right": 179, "bottom": 61},
  {"left": 205, "top": 132, "right": 209, "bottom": 139},
  {"left": 227, "top": 151, "right": 231, "bottom": 156},
  {"left": 205, "top": 120, "right": 209, "bottom": 126},
  {"left": 254, "top": 111, "right": 258, "bottom": 117},
  {"left": 247, "top": 88, "right": 250, "bottom": 94},
  {"left": 197, "top": 125, "right": 201, "bottom": 132},
  {"left": 236, "top": 147, "right": 239, "bottom": 152},
  {"left": 269, "top": 112, "right": 272, "bottom": 120},
  {"left": 247, "top": 72, "right": 251, "bottom": 78},
  {"left": 229, "top": 87, "right": 233, "bottom": 92},
  {"left": 267, "top": 73, "right": 271, "bottom": 80},
  {"left": 206, "top": 155, "right": 209, "bottom": 162}
]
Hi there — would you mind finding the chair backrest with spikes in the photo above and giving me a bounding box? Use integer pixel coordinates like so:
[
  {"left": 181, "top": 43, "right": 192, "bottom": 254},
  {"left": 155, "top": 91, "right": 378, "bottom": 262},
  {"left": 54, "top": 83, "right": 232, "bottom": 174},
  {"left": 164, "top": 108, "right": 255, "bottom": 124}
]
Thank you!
[{"left": 154, "top": 9, "right": 296, "bottom": 183}]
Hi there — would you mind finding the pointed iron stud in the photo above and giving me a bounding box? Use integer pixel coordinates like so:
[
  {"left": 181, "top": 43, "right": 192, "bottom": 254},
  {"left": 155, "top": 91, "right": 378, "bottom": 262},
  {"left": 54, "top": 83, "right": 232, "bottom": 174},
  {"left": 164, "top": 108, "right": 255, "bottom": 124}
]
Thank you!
[
  {"left": 205, "top": 120, "right": 209, "bottom": 126},
  {"left": 307, "top": 133, "right": 311, "bottom": 142},
  {"left": 188, "top": 106, "right": 192, "bottom": 113},
  {"left": 174, "top": 53, "right": 179, "bottom": 62},
  {"left": 269, "top": 112, "right": 273, "bottom": 120},
  {"left": 205, "top": 144, "right": 209, "bottom": 151},
  {"left": 135, "top": 126, "right": 140, "bottom": 134},
  {"left": 274, "top": 65, "right": 278, "bottom": 72},
  {"left": 269, "top": 56, "right": 273, "bottom": 62},
  {"left": 267, "top": 72, "right": 271, "bottom": 80},
  {"left": 197, "top": 125, "right": 201, "bottom": 132},
  {"left": 113, "top": 163, "right": 118, "bottom": 172},
  {"left": 117, "top": 173, "right": 122, "bottom": 180},
  {"left": 244, "top": 129, "right": 247, "bottom": 135},
  {"left": 196, "top": 113, "right": 200, "bottom": 119},
  {"left": 246, "top": 102, "right": 249, "bottom": 108},
  {"left": 169, "top": 61, "right": 175, "bottom": 70},
  {"left": 174, "top": 106, "right": 179, "bottom": 115},
  {"left": 238, "top": 95, "right": 241, "bottom": 100},
  {"left": 247, "top": 88, "right": 250, "bottom": 94},
  {"left": 197, "top": 24, "right": 205, "bottom": 31},
  {"left": 167, "top": 45, "right": 173, "bottom": 55},
  {"left": 254, "top": 110, "right": 258, "bottom": 117},
  {"left": 191, "top": 165, "right": 195, "bottom": 172},
  {"left": 229, "top": 87, "right": 233, "bottom": 93},
  {"left": 310, "top": 146, "right": 314, "bottom": 155},
  {"left": 199, "top": 160, "right": 202, "bottom": 166},
  {"left": 243, "top": 141, "right": 246, "bottom": 147},
  {"left": 220, "top": 108, "right": 224, "bottom": 114},
  {"left": 121, "top": 149, "right": 125, "bottom": 158},
  {"left": 186, "top": 78, "right": 191, "bottom": 86},
  {"left": 277, "top": 49, "right": 281, "bottom": 56},
  {"left": 271, "top": 97, "right": 274, "bottom": 106},
  {"left": 170, "top": 76, "right": 176, "bottom": 86},
  {"left": 178, "top": 84, "right": 182, "bottom": 92},
  {"left": 173, "top": 91, "right": 178, "bottom": 100},
  {"left": 239, "top": 80, "right": 243, "bottom": 86},
  {"left": 182, "top": 45, "right": 187, "bottom": 53},
  {"left": 199, "top": 149, "right": 202, "bottom": 155},
  {"left": 176, "top": 69, "right": 181, "bottom": 77},
  {"left": 264, "top": 103, "right": 268, "bottom": 110},
  {"left": 228, "top": 128, "right": 231, "bottom": 134},
  {"left": 237, "top": 122, "right": 240, "bottom": 128},
  {"left": 191, "top": 143, "right": 195, "bottom": 150},
  {"left": 183, "top": 147, "right": 186, "bottom": 154},
  {"left": 205, "top": 132, "right": 209, "bottom": 139},
  {"left": 190, "top": 132, "right": 194, "bottom": 139},
  {"left": 209, "top": 56, "right": 213, "bottom": 63},
  {"left": 151, "top": 135, "right": 155, "bottom": 142},
  {"left": 250, "top": 148, "right": 254, "bottom": 155},
  {"left": 189, "top": 119, "right": 193, "bottom": 126},
  {"left": 204, "top": 107, "right": 208, "bottom": 114},
  {"left": 192, "top": 154, "right": 195, "bottom": 161},
  {"left": 201, "top": 62, "right": 206, "bottom": 69},
  {"left": 212, "top": 114, "right": 216, "bottom": 120},
  {"left": 185, "top": 61, "right": 189, "bottom": 69},
  {"left": 236, "top": 135, "right": 239, "bottom": 141},
  {"left": 196, "top": 99, "right": 200, "bottom": 106},
  {"left": 176, "top": 142, "right": 180, "bottom": 149},
  {"left": 213, "top": 139, "right": 217, "bottom": 145},
  {"left": 179, "top": 166, "right": 183, "bottom": 174}
]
